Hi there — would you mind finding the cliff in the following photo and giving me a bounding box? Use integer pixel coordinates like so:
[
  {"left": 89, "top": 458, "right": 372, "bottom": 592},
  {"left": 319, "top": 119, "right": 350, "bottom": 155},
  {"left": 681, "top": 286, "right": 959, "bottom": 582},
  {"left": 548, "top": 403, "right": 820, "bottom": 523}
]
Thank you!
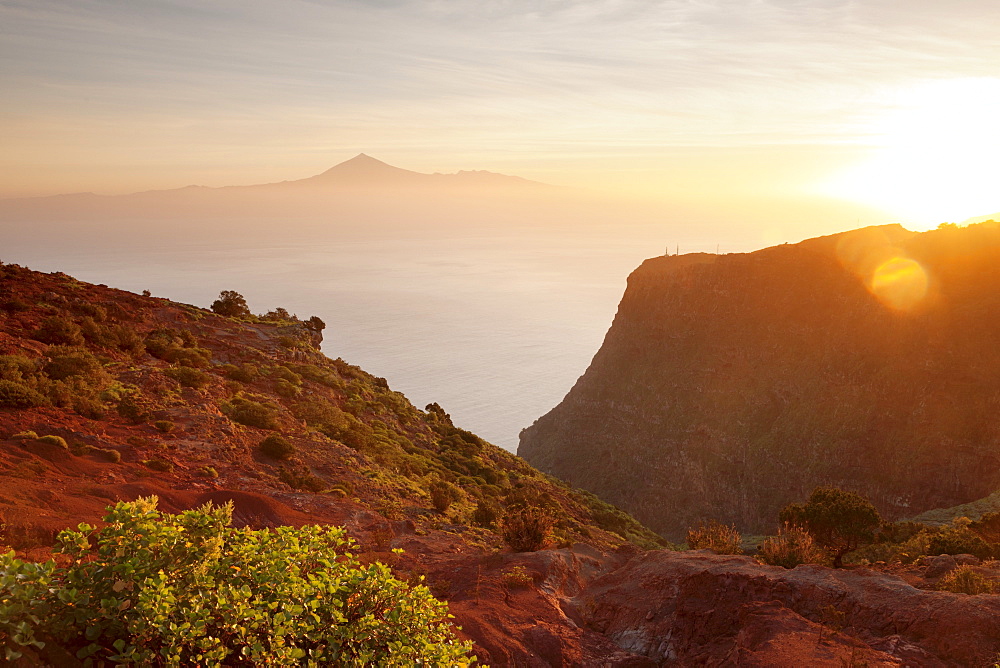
[{"left": 519, "top": 222, "right": 1000, "bottom": 539}]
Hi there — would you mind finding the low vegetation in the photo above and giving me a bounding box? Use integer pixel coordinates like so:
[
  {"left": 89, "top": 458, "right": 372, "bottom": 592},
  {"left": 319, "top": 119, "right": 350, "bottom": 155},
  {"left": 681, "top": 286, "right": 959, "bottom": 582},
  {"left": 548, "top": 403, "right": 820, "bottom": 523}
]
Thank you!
[
  {"left": 686, "top": 519, "right": 743, "bottom": 555},
  {"left": 0, "top": 498, "right": 474, "bottom": 664},
  {"left": 780, "top": 487, "right": 881, "bottom": 568}
]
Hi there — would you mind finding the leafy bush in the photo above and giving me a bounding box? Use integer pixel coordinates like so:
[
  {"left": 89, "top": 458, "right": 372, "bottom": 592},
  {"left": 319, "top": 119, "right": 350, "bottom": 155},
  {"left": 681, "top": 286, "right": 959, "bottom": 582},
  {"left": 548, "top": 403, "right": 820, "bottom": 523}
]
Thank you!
[
  {"left": 197, "top": 466, "right": 219, "bottom": 479},
  {"left": 37, "top": 435, "right": 68, "bottom": 449},
  {"left": 32, "top": 316, "right": 84, "bottom": 346},
  {"left": 142, "top": 458, "right": 173, "bottom": 472},
  {"left": 98, "top": 448, "right": 121, "bottom": 463},
  {"left": 927, "top": 519, "right": 995, "bottom": 560},
  {"left": 0, "top": 380, "right": 47, "bottom": 409},
  {"left": 501, "top": 565, "right": 534, "bottom": 588},
  {"left": 221, "top": 363, "right": 258, "bottom": 383},
  {"left": 780, "top": 487, "right": 881, "bottom": 567},
  {"left": 210, "top": 290, "right": 252, "bottom": 318},
  {"left": 275, "top": 378, "right": 300, "bottom": 398},
  {"left": 72, "top": 397, "right": 106, "bottom": 420},
  {"left": 164, "top": 366, "right": 210, "bottom": 389},
  {"left": 501, "top": 505, "right": 554, "bottom": 552},
  {"left": 937, "top": 565, "right": 999, "bottom": 595},
  {"left": 144, "top": 328, "right": 210, "bottom": 368},
  {"left": 9, "top": 431, "right": 38, "bottom": 441},
  {"left": 472, "top": 499, "right": 501, "bottom": 530},
  {"left": 43, "top": 348, "right": 103, "bottom": 381},
  {"left": 429, "top": 480, "right": 461, "bottom": 514},
  {"left": 972, "top": 511, "right": 1000, "bottom": 544},
  {"left": 686, "top": 519, "right": 743, "bottom": 554},
  {"left": 260, "top": 434, "right": 295, "bottom": 460},
  {"left": 222, "top": 397, "right": 279, "bottom": 430},
  {"left": 758, "top": 524, "right": 828, "bottom": 568},
  {"left": 0, "top": 498, "right": 473, "bottom": 664},
  {"left": 277, "top": 466, "right": 326, "bottom": 492},
  {"left": 116, "top": 393, "right": 149, "bottom": 424},
  {"left": 153, "top": 420, "right": 175, "bottom": 433}
]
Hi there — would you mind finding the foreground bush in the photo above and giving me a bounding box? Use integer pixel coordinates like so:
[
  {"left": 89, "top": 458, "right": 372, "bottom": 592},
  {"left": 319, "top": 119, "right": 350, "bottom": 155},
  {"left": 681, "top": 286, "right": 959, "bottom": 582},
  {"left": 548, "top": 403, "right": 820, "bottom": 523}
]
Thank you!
[
  {"left": 758, "top": 523, "right": 827, "bottom": 568},
  {"left": 0, "top": 497, "right": 473, "bottom": 665},
  {"left": 686, "top": 519, "right": 743, "bottom": 554}
]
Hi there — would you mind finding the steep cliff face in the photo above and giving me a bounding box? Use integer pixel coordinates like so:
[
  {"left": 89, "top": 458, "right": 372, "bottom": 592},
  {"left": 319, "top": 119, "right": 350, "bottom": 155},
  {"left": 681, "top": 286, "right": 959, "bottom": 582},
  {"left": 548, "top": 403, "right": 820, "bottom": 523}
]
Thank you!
[{"left": 519, "top": 222, "right": 1000, "bottom": 539}]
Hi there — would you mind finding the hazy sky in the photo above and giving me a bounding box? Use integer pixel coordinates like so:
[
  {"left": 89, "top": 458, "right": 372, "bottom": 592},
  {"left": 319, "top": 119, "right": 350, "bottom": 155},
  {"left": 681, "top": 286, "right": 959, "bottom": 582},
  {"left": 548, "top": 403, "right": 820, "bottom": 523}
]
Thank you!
[{"left": 3, "top": 0, "right": 1000, "bottom": 224}]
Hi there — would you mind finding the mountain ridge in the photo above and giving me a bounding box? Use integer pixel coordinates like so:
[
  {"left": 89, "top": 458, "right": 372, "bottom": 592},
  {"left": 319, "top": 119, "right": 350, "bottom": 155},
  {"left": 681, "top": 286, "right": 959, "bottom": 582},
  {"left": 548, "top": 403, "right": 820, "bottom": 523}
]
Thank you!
[{"left": 0, "top": 154, "right": 551, "bottom": 204}]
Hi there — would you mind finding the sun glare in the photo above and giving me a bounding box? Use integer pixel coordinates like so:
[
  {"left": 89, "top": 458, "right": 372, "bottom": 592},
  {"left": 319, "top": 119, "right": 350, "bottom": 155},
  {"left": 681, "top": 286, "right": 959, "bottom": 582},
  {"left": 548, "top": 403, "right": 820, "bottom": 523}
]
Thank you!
[
  {"left": 835, "top": 227, "right": 929, "bottom": 311},
  {"left": 820, "top": 78, "right": 1000, "bottom": 228}
]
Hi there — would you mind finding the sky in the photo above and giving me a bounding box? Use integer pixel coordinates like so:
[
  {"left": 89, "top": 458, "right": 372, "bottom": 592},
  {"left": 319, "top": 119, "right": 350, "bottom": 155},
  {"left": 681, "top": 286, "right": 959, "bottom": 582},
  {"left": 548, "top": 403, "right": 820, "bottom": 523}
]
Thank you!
[{"left": 3, "top": 0, "right": 1000, "bottom": 226}]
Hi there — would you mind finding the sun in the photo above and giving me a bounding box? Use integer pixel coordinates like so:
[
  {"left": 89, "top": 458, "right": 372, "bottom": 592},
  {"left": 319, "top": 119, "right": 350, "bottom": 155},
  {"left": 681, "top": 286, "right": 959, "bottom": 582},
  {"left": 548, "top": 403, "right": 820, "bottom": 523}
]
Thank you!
[{"left": 820, "top": 78, "right": 1000, "bottom": 229}]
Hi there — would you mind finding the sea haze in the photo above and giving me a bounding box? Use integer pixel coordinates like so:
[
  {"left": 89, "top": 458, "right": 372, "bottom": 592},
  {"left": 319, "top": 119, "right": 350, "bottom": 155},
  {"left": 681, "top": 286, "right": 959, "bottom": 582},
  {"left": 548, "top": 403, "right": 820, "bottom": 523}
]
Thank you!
[{"left": 0, "top": 158, "right": 761, "bottom": 450}]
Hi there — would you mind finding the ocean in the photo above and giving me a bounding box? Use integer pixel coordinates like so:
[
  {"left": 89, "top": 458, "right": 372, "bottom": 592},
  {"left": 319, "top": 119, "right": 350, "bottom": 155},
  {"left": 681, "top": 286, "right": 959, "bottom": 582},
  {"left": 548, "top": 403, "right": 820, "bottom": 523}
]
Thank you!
[{"left": 3, "top": 219, "right": 733, "bottom": 451}]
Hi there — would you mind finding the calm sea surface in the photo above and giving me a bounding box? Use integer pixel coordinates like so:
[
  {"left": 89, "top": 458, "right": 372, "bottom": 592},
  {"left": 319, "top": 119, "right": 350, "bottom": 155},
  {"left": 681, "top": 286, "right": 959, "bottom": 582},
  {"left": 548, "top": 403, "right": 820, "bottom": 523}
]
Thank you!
[{"left": 4, "top": 221, "right": 737, "bottom": 451}]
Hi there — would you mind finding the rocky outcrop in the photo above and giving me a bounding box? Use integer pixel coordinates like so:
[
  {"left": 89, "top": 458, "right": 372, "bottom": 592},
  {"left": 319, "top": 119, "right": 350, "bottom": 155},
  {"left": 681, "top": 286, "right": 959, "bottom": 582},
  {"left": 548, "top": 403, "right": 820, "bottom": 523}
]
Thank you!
[
  {"left": 421, "top": 545, "right": 1000, "bottom": 666},
  {"left": 578, "top": 550, "right": 1000, "bottom": 666},
  {"left": 520, "top": 222, "right": 1000, "bottom": 538}
]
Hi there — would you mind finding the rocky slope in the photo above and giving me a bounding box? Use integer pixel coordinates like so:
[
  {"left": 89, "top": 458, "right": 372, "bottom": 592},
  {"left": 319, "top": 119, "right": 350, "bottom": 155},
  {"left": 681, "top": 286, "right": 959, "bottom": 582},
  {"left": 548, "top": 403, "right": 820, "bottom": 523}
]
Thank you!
[{"left": 520, "top": 222, "right": 1000, "bottom": 539}]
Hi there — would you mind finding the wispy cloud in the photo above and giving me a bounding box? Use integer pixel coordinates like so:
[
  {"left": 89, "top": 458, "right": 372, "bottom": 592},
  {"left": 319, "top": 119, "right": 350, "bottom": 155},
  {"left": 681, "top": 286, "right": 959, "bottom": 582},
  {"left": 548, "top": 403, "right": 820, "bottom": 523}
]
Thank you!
[{"left": 2, "top": 0, "right": 999, "bottom": 194}]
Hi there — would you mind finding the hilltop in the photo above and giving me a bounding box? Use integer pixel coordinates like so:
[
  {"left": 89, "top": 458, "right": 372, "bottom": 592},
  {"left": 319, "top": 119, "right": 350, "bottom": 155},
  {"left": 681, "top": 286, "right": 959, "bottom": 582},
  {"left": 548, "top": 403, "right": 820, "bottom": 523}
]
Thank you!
[{"left": 520, "top": 221, "right": 1000, "bottom": 539}]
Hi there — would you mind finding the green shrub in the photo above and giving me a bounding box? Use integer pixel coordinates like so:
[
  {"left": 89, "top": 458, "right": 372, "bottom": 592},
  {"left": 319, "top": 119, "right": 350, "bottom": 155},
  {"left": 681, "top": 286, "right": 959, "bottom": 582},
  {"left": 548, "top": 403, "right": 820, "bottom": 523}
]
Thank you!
[
  {"left": 145, "top": 328, "right": 211, "bottom": 368},
  {"left": 143, "top": 458, "right": 173, "bottom": 472},
  {"left": 937, "top": 565, "right": 999, "bottom": 595},
  {"left": 98, "top": 448, "right": 121, "bottom": 463},
  {"left": 37, "top": 435, "right": 68, "bottom": 449},
  {"left": 221, "top": 363, "right": 258, "bottom": 383},
  {"left": 33, "top": 316, "right": 84, "bottom": 346},
  {"left": 10, "top": 430, "right": 38, "bottom": 441},
  {"left": 472, "top": 499, "right": 501, "bottom": 530},
  {"left": 0, "top": 355, "right": 37, "bottom": 382},
  {"left": 277, "top": 466, "right": 326, "bottom": 492},
  {"left": 275, "top": 378, "right": 300, "bottom": 398},
  {"left": 116, "top": 394, "right": 149, "bottom": 423},
  {"left": 260, "top": 434, "right": 295, "bottom": 460},
  {"left": 0, "top": 498, "right": 473, "bottom": 664},
  {"left": 429, "top": 480, "right": 461, "bottom": 514},
  {"left": 164, "top": 366, "right": 211, "bottom": 389},
  {"left": 270, "top": 365, "right": 302, "bottom": 385},
  {"left": 153, "top": 420, "right": 175, "bottom": 433},
  {"left": 197, "top": 466, "right": 219, "bottom": 479},
  {"left": 686, "top": 519, "right": 743, "bottom": 555},
  {"left": 780, "top": 487, "right": 881, "bottom": 568},
  {"left": 0, "top": 297, "right": 31, "bottom": 312},
  {"left": 0, "top": 380, "right": 47, "bottom": 409},
  {"left": 43, "top": 348, "right": 103, "bottom": 381},
  {"left": 758, "top": 524, "right": 828, "bottom": 568},
  {"left": 72, "top": 397, "right": 106, "bottom": 420},
  {"left": 210, "top": 290, "right": 252, "bottom": 318},
  {"left": 927, "top": 520, "right": 995, "bottom": 560},
  {"left": 501, "top": 565, "right": 534, "bottom": 588},
  {"left": 501, "top": 505, "right": 554, "bottom": 552},
  {"left": 222, "top": 397, "right": 279, "bottom": 430}
]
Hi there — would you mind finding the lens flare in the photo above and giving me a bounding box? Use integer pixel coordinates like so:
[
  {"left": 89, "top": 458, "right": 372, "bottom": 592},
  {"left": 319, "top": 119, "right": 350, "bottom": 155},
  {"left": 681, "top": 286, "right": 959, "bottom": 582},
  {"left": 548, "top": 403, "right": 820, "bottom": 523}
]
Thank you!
[{"left": 870, "top": 257, "right": 928, "bottom": 311}]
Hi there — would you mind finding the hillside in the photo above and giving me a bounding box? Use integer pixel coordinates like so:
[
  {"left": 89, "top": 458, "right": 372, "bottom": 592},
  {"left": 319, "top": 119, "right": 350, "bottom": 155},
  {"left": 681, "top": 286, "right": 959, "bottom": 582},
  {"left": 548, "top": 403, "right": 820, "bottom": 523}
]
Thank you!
[
  {"left": 0, "top": 260, "right": 664, "bottom": 664},
  {"left": 4, "top": 260, "right": 1000, "bottom": 665},
  {"left": 520, "top": 221, "right": 1000, "bottom": 539}
]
